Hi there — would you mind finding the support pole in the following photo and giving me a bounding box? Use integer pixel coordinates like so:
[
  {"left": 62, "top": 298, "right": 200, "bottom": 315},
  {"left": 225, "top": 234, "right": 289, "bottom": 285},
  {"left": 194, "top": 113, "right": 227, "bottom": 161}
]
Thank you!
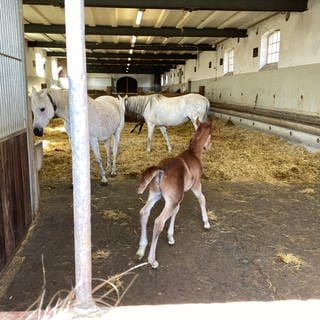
[{"left": 64, "top": 0, "right": 94, "bottom": 308}]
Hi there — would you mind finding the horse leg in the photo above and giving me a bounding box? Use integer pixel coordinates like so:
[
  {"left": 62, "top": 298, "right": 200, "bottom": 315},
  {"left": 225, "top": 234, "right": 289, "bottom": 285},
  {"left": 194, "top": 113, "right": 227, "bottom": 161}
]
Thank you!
[
  {"left": 167, "top": 205, "right": 180, "bottom": 245},
  {"left": 148, "top": 201, "right": 179, "bottom": 269},
  {"left": 190, "top": 118, "right": 198, "bottom": 130},
  {"left": 146, "top": 122, "right": 155, "bottom": 152},
  {"left": 103, "top": 139, "right": 111, "bottom": 171},
  {"left": 191, "top": 181, "right": 210, "bottom": 229},
  {"left": 130, "top": 122, "right": 140, "bottom": 133},
  {"left": 136, "top": 189, "right": 161, "bottom": 260},
  {"left": 159, "top": 126, "right": 172, "bottom": 152},
  {"left": 138, "top": 120, "right": 144, "bottom": 134},
  {"left": 90, "top": 138, "right": 108, "bottom": 185},
  {"left": 110, "top": 128, "right": 121, "bottom": 176}
]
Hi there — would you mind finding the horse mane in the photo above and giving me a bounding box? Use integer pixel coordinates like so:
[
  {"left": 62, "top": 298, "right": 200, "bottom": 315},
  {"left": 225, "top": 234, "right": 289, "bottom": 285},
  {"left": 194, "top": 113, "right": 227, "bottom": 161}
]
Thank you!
[{"left": 127, "top": 95, "right": 155, "bottom": 114}]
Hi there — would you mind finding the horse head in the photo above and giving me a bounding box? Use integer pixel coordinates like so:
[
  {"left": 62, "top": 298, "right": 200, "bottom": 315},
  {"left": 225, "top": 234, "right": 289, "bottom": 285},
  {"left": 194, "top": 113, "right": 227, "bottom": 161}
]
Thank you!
[{"left": 31, "top": 88, "right": 56, "bottom": 137}]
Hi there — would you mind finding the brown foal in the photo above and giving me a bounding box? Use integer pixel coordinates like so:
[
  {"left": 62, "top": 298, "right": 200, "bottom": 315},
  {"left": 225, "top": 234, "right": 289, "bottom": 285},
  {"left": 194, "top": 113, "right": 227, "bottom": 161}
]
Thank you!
[{"left": 136, "top": 118, "right": 213, "bottom": 268}]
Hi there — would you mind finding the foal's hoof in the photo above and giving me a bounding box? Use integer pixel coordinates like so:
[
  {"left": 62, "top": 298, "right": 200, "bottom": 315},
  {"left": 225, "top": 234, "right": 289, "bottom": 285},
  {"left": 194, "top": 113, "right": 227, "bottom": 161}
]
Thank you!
[
  {"left": 149, "top": 260, "right": 159, "bottom": 269},
  {"left": 167, "top": 235, "right": 175, "bottom": 245},
  {"left": 134, "top": 253, "right": 143, "bottom": 262},
  {"left": 100, "top": 180, "right": 108, "bottom": 186},
  {"left": 204, "top": 221, "right": 211, "bottom": 229},
  {"left": 110, "top": 172, "right": 117, "bottom": 177},
  {"left": 135, "top": 248, "right": 145, "bottom": 261}
]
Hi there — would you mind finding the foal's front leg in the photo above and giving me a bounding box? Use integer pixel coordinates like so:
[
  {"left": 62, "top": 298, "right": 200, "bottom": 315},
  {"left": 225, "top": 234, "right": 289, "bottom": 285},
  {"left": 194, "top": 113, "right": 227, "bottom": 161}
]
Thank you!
[{"left": 167, "top": 205, "right": 180, "bottom": 245}]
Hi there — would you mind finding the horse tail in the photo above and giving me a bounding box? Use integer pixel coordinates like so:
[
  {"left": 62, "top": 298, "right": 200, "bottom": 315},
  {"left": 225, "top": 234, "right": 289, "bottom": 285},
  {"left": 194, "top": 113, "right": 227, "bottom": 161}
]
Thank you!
[{"left": 137, "top": 166, "right": 164, "bottom": 194}]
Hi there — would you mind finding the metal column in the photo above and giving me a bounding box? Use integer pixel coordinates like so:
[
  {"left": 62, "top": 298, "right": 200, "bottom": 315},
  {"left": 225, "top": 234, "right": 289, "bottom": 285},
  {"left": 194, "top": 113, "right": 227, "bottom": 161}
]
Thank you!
[{"left": 64, "top": 0, "right": 94, "bottom": 308}]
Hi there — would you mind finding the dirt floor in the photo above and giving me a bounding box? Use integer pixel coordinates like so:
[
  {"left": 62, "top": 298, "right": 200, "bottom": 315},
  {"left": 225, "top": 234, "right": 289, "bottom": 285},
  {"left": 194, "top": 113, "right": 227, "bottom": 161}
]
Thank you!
[{"left": 1, "top": 177, "right": 320, "bottom": 311}]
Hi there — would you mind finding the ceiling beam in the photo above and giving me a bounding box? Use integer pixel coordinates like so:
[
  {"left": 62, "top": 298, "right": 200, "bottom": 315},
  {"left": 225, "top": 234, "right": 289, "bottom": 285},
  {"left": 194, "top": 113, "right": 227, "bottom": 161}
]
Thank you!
[
  {"left": 28, "top": 41, "right": 216, "bottom": 51},
  {"left": 47, "top": 51, "right": 196, "bottom": 60},
  {"left": 87, "top": 61, "right": 179, "bottom": 67},
  {"left": 22, "top": 0, "right": 309, "bottom": 12},
  {"left": 25, "top": 24, "right": 247, "bottom": 38},
  {"left": 86, "top": 59, "right": 185, "bottom": 65},
  {"left": 86, "top": 65, "right": 169, "bottom": 74}
]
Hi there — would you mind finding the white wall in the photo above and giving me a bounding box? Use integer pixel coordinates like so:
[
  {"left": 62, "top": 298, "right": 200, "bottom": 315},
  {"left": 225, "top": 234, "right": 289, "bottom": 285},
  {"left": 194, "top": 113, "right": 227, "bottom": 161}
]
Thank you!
[
  {"left": 25, "top": 46, "right": 60, "bottom": 94},
  {"left": 163, "top": 0, "right": 320, "bottom": 116},
  {"left": 87, "top": 74, "right": 112, "bottom": 90}
]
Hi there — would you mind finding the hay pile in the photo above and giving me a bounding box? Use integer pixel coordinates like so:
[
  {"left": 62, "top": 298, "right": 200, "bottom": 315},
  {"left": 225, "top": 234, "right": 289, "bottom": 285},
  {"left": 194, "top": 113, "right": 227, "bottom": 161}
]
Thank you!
[{"left": 37, "top": 118, "right": 320, "bottom": 185}]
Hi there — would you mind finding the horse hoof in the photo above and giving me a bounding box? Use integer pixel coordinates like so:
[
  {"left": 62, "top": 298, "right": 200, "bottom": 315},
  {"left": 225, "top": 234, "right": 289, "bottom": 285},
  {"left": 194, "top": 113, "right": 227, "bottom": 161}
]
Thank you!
[
  {"left": 100, "top": 181, "right": 108, "bottom": 186},
  {"left": 110, "top": 172, "right": 117, "bottom": 177}
]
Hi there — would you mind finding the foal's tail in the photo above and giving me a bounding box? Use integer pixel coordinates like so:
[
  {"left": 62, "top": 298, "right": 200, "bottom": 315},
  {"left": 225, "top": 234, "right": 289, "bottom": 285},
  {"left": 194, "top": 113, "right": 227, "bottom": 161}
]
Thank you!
[{"left": 137, "top": 166, "right": 164, "bottom": 194}]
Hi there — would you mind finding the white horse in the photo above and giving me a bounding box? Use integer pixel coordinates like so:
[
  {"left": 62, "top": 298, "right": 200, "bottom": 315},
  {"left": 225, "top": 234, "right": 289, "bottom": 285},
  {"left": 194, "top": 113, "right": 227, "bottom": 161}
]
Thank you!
[
  {"left": 125, "top": 93, "right": 210, "bottom": 152},
  {"left": 31, "top": 88, "right": 125, "bottom": 185}
]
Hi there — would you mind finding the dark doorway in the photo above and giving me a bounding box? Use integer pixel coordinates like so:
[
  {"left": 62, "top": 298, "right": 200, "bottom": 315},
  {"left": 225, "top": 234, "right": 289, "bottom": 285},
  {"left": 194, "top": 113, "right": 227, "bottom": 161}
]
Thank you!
[{"left": 116, "top": 76, "right": 138, "bottom": 93}]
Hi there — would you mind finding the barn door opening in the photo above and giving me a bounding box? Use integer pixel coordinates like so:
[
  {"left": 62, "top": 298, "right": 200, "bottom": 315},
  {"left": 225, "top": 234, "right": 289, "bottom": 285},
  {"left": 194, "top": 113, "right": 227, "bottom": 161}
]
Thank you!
[{"left": 116, "top": 76, "right": 138, "bottom": 93}]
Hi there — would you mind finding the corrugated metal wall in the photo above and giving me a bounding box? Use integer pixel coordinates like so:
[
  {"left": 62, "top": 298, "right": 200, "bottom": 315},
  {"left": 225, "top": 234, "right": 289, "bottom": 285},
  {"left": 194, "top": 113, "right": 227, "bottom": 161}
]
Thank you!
[
  {"left": 0, "top": 0, "right": 27, "bottom": 140},
  {"left": 0, "top": 0, "right": 33, "bottom": 271}
]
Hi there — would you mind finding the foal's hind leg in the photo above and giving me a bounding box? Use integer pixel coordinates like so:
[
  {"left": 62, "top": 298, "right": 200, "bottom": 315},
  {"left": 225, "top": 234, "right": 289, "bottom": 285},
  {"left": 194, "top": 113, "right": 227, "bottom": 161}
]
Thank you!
[
  {"left": 136, "top": 188, "right": 161, "bottom": 260},
  {"left": 90, "top": 138, "right": 108, "bottom": 185},
  {"left": 191, "top": 181, "right": 210, "bottom": 229},
  {"left": 159, "top": 126, "right": 172, "bottom": 152},
  {"left": 148, "top": 201, "right": 180, "bottom": 269}
]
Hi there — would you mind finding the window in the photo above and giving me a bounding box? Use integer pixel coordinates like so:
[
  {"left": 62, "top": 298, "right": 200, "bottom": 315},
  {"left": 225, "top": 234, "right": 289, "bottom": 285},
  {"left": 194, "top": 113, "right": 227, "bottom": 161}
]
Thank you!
[
  {"left": 260, "top": 30, "right": 280, "bottom": 69},
  {"left": 267, "top": 30, "right": 280, "bottom": 64},
  {"left": 224, "top": 49, "right": 234, "bottom": 74}
]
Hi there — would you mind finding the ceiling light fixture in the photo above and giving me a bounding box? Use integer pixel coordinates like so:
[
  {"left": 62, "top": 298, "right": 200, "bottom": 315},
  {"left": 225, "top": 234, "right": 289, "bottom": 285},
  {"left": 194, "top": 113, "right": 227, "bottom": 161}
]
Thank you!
[
  {"left": 131, "top": 35, "right": 137, "bottom": 45},
  {"left": 129, "top": 49, "right": 133, "bottom": 54},
  {"left": 135, "top": 9, "right": 144, "bottom": 26}
]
